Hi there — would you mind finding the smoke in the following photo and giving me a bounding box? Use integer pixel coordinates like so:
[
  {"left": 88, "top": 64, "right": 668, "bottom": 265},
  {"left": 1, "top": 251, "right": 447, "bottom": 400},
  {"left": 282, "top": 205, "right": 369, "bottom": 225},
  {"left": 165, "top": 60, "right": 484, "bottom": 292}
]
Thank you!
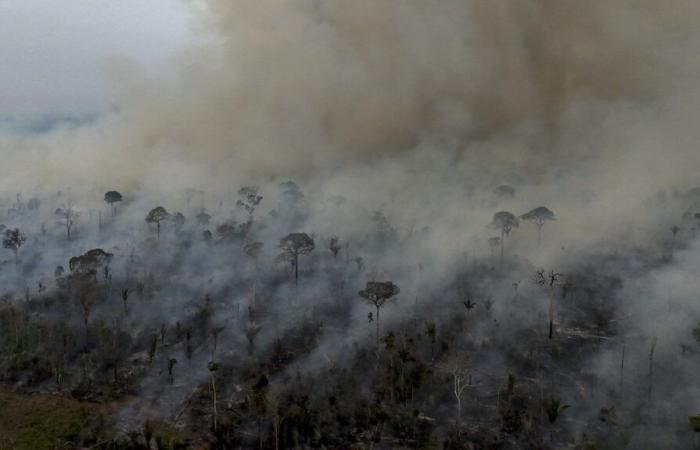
[{"left": 3, "top": 0, "right": 700, "bottom": 201}]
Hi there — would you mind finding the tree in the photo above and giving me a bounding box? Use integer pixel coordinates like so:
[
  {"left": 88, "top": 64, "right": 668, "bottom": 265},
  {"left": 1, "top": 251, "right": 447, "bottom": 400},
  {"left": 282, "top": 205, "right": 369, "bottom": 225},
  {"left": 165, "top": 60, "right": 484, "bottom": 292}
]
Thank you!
[
  {"left": 671, "top": 225, "right": 680, "bottom": 253},
  {"left": 278, "top": 233, "right": 315, "bottom": 286},
  {"left": 489, "top": 211, "right": 518, "bottom": 265},
  {"left": 69, "top": 248, "right": 114, "bottom": 279},
  {"left": 60, "top": 272, "right": 102, "bottom": 347},
  {"left": 167, "top": 357, "right": 177, "bottom": 384},
  {"left": 55, "top": 203, "right": 79, "bottom": 240},
  {"left": 535, "top": 269, "right": 563, "bottom": 339},
  {"left": 245, "top": 323, "right": 262, "bottom": 355},
  {"left": 121, "top": 288, "right": 130, "bottom": 316},
  {"left": 689, "top": 415, "right": 700, "bottom": 448},
  {"left": 172, "top": 212, "right": 186, "bottom": 232},
  {"left": 328, "top": 236, "right": 342, "bottom": 258},
  {"left": 208, "top": 361, "right": 221, "bottom": 431},
  {"left": 237, "top": 186, "right": 263, "bottom": 221},
  {"left": 104, "top": 191, "right": 123, "bottom": 217},
  {"left": 648, "top": 335, "right": 657, "bottom": 401},
  {"left": 693, "top": 323, "right": 700, "bottom": 344},
  {"left": 543, "top": 396, "right": 569, "bottom": 443},
  {"left": 217, "top": 219, "right": 249, "bottom": 242},
  {"left": 520, "top": 206, "right": 556, "bottom": 247},
  {"left": 359, "top": 281, "right": 400, "bottom": 345},
  {"left": 488, "top": 237, "right": 501, "bottom": 261},
  {"left": 196, "top": 210, "right": 211, "bottom": 226},
  {"left": 3, "top": 228, "right": 26, "bottom": 265},
  {"left": 145, "top": 206, "right": 170, "bottom": 240},
  {"left": 437, "top": 352, "right": 470, "bottom": 425},
  {"left": 27, "top": 197, "right": 40, "bottom": 211}
]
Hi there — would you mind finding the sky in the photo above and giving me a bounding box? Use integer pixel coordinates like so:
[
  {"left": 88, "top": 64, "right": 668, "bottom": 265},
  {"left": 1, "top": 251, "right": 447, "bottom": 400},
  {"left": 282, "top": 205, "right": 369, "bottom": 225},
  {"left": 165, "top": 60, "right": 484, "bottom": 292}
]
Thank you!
[{"left": 0, "top": 0, "right": 195, "bottom": 117}]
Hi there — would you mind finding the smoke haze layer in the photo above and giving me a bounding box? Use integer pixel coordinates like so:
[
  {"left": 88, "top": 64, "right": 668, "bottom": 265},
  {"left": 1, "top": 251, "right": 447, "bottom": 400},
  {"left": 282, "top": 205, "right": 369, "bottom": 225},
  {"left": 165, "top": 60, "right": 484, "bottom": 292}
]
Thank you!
[{"left": 2, "top": 0, "right": 700, "bottom": 202}]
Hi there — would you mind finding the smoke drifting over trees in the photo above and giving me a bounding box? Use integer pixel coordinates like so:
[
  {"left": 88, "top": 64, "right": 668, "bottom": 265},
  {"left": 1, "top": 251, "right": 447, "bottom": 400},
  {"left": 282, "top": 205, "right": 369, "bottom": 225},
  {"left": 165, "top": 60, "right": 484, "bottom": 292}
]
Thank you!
[{"left": 1, "top": 0, "right": 700, "bottom": 448}]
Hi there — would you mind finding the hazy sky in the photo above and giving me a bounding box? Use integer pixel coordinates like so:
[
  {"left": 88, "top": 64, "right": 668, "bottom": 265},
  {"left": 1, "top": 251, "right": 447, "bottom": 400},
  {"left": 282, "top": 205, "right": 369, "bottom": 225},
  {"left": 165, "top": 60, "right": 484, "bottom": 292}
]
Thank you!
[{"left": 0, "top": 0, "right": 194, "bottom": 117}]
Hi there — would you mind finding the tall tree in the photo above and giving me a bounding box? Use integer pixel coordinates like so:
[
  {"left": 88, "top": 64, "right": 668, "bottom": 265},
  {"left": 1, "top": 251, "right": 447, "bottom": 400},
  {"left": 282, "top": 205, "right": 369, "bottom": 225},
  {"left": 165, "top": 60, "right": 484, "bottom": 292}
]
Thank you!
[
  {"left": 208, "top": 361, "right": 221, "bottom": 431},
  {"left": 520, "top": 206, "right": 556, "bottom": 246},
  {"left": 437, "top": 352, "right": 470, "bottom": 425},
  {"left": 543, "top": 396, "right": 569, "bottom": 443},
  {"left": 278, "top": 233, "right": 315, "bottom": 286},
  {"left": 55, "top": 203, "right": 79, "bottom": 240},
  {"left": 489, "top": 211, "right": 519, "bottom": 265},
  {"left": 145, "top": 206, "right": 170, "bottom": 240},
  {"left": 69, "top": 248, "right": 114, "bottom": 278},
  {"left": 104, "top": 191, "right": 123, "bottom": 217},
  {"left": 535, "top": 269, "right": 563, "bottom": 339},
  {"left": 359, "top": 281, "right": 400, "bottom": 345},
  {"left": 237, "top": 186, "right": 263, "bottom": 222},
  {"left": 3, "top": 228, "right": 26, "bottom": 265}
]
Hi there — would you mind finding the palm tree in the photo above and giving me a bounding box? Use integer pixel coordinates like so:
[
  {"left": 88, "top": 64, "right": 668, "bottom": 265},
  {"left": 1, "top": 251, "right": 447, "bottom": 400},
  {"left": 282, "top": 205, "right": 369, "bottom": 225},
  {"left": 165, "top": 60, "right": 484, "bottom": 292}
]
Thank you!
[{"left": 543, "top": 396, "right": 569, "bottom": 443}]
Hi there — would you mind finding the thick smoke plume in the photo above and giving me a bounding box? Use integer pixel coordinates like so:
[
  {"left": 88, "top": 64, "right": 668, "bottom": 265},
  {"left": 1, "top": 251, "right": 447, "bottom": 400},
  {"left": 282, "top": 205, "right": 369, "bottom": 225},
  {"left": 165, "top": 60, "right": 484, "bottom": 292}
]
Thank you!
[{"left": 3, "top": 0, "right": 700, "bottom": 199}]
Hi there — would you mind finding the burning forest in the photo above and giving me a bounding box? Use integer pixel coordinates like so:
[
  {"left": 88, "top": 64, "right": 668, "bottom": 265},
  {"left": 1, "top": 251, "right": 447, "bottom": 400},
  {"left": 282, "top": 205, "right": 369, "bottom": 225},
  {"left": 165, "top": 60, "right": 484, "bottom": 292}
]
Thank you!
[{"left": 1, "top": 1, "right": 700, "bottom": 449}]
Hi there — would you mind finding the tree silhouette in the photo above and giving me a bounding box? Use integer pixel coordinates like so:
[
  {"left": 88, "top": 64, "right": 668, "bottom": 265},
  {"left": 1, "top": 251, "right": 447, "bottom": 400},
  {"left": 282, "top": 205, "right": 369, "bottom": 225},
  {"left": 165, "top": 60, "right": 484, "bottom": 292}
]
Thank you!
[
  {"left": 543, "top": 396, "right": 569, "bottom": 442},
  {"left": 535, "top": 269, "right": 563, "bottom": 339},
  {"left": 104, "top": 191, "right": 123, "bottom": 217},
  {"left": 237, "top": 186, "right": 263, "bottom": 222},
  {"left": 489, "top": 211, "right": 519, "bottom": 265},
  {"left": 145, "top": 206, "right": 170, "bottom": 240},
  {"left": 328, "top": 235, "right": 342, "bottom": 258},
  {"left": 172, "top": 212, "right": 186, "bottom": 232},
  {"left": 437, "top": 352, "right": 470, "bottom": 425},
  {"left": 196, "top": 210, "right": 211, "bottom": 226},
  {"left": 69, "top": 248, "right": 114, "bottom": 279},
  {"left": 520, "top": 206, "right": 555, "bottom": 247},
  {"left": 3, "top": 228, "right": 26, "bottom": 265},
  {"left": 167, "top": 357, "right": 177, "bottom": 384},
  {"left": 359, "top": 281, "right": 400, "bottom": 345},
  {"left": 55, "top": 203, "right": 79, "bottom": 240},
  {"left": 208, "top": 361, "right": 221, "bottom": 431},
  {"left": 279, "top": 233, "right": 315, "bottom": 286},
  {"left": 689, "top": 415, "right": 700, "bottom": 448}
]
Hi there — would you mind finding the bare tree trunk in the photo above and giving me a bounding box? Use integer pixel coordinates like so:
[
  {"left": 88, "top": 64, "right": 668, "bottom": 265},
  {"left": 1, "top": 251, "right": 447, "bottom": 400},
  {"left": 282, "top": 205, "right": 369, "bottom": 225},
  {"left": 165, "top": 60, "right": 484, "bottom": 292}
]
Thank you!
[
  {"left": 548, "top": 290, "right": 554, "bottom": 339},
  {"left": 648, "top": 336, "right": 657, "bottom": 402},
  {"left": 619, "top": 341, "right": 625, "bottom": 404},
  {"left": 376, "top": 306, "right": 380, "bottom": 346},
  {"left": 294, "top": 254, "right": 299, "bottom": 286},
  {"left": 500, "top": 229, "right": 505, "bottom": 266},
  {"left": 210, "top": 372, "right": 217, "bottom": 431},
  {"left": 456, "top": 397, "right": 461, "bottom": 425},
  {"left": 83, "top": 315, "right": 89, "bottom": 347}
]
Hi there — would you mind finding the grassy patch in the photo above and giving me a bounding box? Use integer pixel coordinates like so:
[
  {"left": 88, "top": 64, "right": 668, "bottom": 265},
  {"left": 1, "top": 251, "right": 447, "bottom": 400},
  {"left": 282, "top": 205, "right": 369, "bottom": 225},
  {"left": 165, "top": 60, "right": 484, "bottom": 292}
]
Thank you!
[{"left": 0, "top": 387, "right": 103, "bottom": 450}]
